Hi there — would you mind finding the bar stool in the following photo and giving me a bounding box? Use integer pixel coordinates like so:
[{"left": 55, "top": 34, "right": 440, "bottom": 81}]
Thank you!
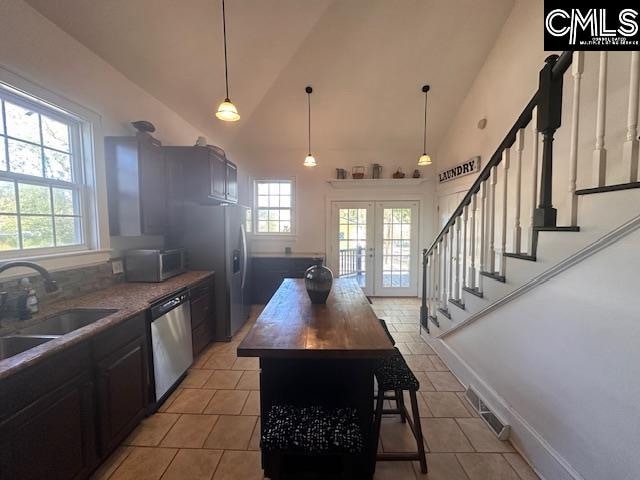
[{"left": 373, "top": 319, "right": 428, "bottom": 473}]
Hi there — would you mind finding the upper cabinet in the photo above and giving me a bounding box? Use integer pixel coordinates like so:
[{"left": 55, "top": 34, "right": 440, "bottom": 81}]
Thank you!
[
  {"left": 105, "top": 133, "right": 168, "bottom": 236},
  {"left": 164, "top": 145, "right": 238, "bottom": 205}
]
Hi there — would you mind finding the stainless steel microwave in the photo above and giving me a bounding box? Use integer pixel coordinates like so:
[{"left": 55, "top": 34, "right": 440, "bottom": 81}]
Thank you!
[{"left": 124, "top": 249, "right": 186, "bottom": 282}]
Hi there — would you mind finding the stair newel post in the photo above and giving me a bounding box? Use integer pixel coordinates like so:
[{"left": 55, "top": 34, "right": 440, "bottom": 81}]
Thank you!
[
  {"left": 529, "top": 107, "right": 540, "bottom": 253},
  {"left": 462, "top": 204, "right": 468, "bottom": 292},
  {"left": 478, "top": 180, "right": 487, "bottom": 293},
  {"left": 568, "top": 51, "right": 584, "bottom": 227},
  {"left": 421, "top": 249, "right": 428, "bottom": 330},
  {"left": 468, "top": 194, "right": 477, "bottom": 290},
  {"left": 513, "top": 129, "right": 524, "bottom": 253},
  {"left": 448, "top": 226, "right": 454, "bottom": 307},
  {"left": 593, "top": 51, "right": 608, "bottom": 187},
  {"left": 499, "top": 148, "right": 510, "bottom": 278},
  {"left": 535, "top": 54, "right": 563, "bottom": 228},
  {"left": 623, "top": 51, "right": 640, "bottom": 182},
  {"left": 455, "top": 215, "right": 462, "bottom": 300},
  {"left": 488, "top": 165, "right": 498, "bottom": 272}
]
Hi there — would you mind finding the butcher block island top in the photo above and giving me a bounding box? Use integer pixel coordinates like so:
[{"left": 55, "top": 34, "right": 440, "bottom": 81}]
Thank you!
[{"left": 238, "top": 277, "right": 394, "bottom": 358}]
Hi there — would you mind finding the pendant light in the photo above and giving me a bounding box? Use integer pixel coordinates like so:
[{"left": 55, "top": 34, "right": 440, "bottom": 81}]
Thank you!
[
  {"left": 417, "top": 84, "right": 432, "bottom": 166},
  {"left": 303, "top": 86, "right": 317, "bottom": 167},
  {"left": 215, "top": 0, "right": 240, "bottom": 122}
]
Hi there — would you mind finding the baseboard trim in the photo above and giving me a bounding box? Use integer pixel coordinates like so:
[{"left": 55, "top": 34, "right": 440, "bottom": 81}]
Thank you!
[{"left": 421, "top": 333, "right": 585, "bottom": 480}]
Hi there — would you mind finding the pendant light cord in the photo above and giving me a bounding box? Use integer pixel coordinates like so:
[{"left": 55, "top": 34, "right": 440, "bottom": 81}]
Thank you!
[
  {"left": 307, "top": 90, "right": 312, "bottom": 155},
  {"left": 422, "top": 87, "right": 428, "bottom": 154},
  {"left": 222, "top": 0, "right": 230, "bottom": 100}
]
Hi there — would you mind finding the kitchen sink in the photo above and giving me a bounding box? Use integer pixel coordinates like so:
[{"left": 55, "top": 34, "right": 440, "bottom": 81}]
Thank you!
[
  {"left": 0, "top": 335, "right": 56, "bottom": 360},
  {"left": 19, "top": 308, "right": 118, "bottom": 336}
]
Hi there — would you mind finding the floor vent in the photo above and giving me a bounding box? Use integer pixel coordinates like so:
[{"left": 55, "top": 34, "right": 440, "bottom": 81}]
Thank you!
[{"left": 465, "top": 387, "right": 510, "bottom": 440}]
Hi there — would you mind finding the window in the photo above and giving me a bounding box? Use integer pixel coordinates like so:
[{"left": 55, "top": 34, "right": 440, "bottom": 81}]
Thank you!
[
  {"left": 0, "top": 87, "right": 85, "bottom": 253},
  {"left": 255, "top": 179, "right": 294, "bottom": 234}
]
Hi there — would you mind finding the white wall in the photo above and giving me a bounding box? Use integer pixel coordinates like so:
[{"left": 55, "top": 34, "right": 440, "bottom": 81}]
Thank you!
[
  {"left": 0, "top": 0, "right": 253, "bottom": 268},
  {"left": 444, "top": 222, "right": 640, "bottom": 480}
]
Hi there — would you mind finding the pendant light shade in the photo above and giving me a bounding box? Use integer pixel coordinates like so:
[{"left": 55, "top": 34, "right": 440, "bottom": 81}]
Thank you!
[
  {"left": 216, "top": 0, "right": 240, "bottom": 122},
  {"left": 304, "top": 86, "right": 317, "bottom": 167},
  {"left": 417, "top": 84, "right": 432, "bottom": 166}
]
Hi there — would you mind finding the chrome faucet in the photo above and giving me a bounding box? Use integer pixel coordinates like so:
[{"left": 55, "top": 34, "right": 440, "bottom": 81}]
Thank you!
[{"left": 0, "top": 261, "right": 59, "bottom": 320}]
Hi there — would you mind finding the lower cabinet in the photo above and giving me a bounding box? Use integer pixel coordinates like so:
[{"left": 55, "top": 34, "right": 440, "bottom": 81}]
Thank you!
[
  {"left": 251, "top": 256, "right": 324, "bottom": 304},
  {"left": 190, "top": 277, "right": 215, "bottom": 357},
  {"left": 93, "top": 313, "right": 148, "bottom": 456}
]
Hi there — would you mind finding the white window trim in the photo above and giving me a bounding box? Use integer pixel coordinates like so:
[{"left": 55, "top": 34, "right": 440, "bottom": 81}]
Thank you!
[
  {"left": 253, "top": 177, "right": 297, "bottom": 237},
  {"left": 0, "top": 66, "right": 110, "bottom": 276}
]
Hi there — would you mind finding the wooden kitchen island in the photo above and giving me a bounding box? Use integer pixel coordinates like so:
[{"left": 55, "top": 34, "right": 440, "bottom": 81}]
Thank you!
[{"left": 237, "top": 277, "right": 395, "bottom": 479}]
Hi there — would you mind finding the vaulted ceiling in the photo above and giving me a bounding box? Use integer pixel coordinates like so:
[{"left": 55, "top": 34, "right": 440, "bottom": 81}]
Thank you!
[{"left": 26, "top": 0, "right": 514, "bottom": 160}]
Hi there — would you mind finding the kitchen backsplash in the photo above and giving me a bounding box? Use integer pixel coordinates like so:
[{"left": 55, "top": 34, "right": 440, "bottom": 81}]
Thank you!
[{"left": 0, "top": 262, "right": 124, "bottom": 322}]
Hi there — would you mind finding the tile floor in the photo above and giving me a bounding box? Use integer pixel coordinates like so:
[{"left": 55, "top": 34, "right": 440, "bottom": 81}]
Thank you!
[{"left": 92, "top": 298, "right": 538, "bottom": 480}]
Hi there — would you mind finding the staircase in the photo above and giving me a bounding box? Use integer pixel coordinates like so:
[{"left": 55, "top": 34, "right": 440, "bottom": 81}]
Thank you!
[{"left": 420, "top": 50, "right": 640, "bottom": 338}]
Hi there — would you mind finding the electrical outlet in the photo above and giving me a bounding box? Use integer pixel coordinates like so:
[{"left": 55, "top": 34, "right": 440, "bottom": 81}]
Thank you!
[{"left": 111, "top": 259, "right": 124, "bottom": 275}]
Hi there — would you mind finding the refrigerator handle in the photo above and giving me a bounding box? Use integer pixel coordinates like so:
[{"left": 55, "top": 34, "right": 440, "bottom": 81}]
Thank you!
[{"left": 240, "top": 223, "right": 248, "bottom": 290}]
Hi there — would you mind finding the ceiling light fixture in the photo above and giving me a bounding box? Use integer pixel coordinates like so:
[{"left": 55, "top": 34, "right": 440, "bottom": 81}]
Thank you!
[
  {"left": 417, "top": 84, "right": 432, "bottom": 166},
  {"left": 303, "top": 86, "right": 317, "bottom": 167},
  {"left": 215, "top": 0, "right": 240, "bottom": 122}
]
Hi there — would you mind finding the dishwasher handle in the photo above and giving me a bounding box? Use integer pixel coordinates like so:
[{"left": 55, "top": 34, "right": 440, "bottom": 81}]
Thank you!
[{"left": 151, "top": 290, "right": 189, "bottom": 320}]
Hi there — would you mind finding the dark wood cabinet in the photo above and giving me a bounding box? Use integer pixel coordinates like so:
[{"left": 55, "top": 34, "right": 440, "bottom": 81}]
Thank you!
[
  {"left": 105, "top": 133, "right": 168, "bottom": 236},
  {"left": 93, "top": 313, "right": 148, "bottom": 456},
  {"left": 0, "top": 344, "right": 96, "bottom": 480},
  {"left": 164, "top": 145, "right": 238, "bottom": 205},
  {"left": 189, "top": 277, "right": 215, "bottom": 357},
  {"left": 251, "top": 256, "right": 324, "bottom": 304}
]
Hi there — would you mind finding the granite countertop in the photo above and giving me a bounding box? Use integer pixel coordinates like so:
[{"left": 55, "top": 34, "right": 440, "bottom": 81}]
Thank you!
[
  {"left": 0, "top": 270, "right": 214, "bottom": 380},
  {"left": 251, "top": 252, "right": 325, "bottom": 258}
]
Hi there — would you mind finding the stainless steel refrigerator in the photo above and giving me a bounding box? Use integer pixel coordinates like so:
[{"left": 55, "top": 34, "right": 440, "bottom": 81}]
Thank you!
[{"left": 180, "top": 204, "right": 251, "bottom": 341}]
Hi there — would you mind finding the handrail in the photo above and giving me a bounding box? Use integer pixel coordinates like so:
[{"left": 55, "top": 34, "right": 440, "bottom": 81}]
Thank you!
[{"left": 422, "top": 51, "right": 574, "bottom": 260}]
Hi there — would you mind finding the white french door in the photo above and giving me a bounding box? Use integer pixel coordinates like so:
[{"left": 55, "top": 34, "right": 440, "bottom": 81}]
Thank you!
[{"left": 330, "top": 201, "right": 419, "bottom": 297}]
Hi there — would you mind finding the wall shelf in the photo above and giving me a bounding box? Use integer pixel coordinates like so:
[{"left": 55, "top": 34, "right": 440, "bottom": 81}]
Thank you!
[{"left": 326, "top": 178, "right": 427, "bottom": 189}]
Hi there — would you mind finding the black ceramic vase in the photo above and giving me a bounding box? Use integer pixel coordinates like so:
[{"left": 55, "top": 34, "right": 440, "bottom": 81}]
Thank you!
[{"left": 304, "top": 265, "right": 333, "bottom": 304}]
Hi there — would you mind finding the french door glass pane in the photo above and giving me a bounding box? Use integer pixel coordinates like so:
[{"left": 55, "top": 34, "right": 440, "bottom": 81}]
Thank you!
[
  {"left": 382, "top": 207, "right": 412, "bottom": 288},
  {"left": 338, "top": 208, "right": 367, "bottom": 287}
]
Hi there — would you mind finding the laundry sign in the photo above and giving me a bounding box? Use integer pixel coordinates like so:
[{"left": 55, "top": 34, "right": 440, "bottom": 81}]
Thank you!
[{"left": 438, "top": 156, "right": 481, "bottom": 184}]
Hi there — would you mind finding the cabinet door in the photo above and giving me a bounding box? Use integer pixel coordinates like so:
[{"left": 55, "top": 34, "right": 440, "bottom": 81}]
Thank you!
[
  {"left": 210, "top": 151, "right": 227, "bottom": 200},
  {"left": 0, "top": 375, "right": 96, "bottom": 480},
  {"left": 96, "top": 337, "right": 148, "bottom": 456},
  {"left": 139, "top": 137, "right": 168, "bottom": 234},
  {"left": 225, "top": 160, "right": 238, "bottom": 203},
  {"left": 190, "top": 280, "right": 214, "bottom": 357}
]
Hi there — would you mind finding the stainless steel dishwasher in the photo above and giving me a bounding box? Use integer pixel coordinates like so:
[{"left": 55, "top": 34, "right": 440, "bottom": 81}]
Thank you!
[{"left": 150, "top": 289, "right": 193, "bottom": 404}]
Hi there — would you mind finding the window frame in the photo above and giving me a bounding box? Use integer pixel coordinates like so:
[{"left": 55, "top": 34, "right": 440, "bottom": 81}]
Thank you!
[
  {"left": 0, "top": 69, "right": 107, "bottom": 264},
  {"left": 253, "top": 178, "right": 296, "bottom": 236}
]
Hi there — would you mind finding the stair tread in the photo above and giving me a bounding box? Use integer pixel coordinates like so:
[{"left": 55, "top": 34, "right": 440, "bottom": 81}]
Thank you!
[
  {"left": 462, "top": 286, "right": 483, "bottom": 298},
  {"left": 479, "top": 271, "right": 506, "bottom": 283},
  {"left": 575, "top": 181, "right": 640, "bottom": 195},
  {"left": 436, "top": 307, "right": 452, "bottom": 320},
  {"left": 504, "top": 252, "right": 537, "bottom": 261},
  {"left": 534, "top": 226, "right": 580, "bottom": 232},
  {"left": 448, "top": 298, "right": 466, "bottom": 310}
]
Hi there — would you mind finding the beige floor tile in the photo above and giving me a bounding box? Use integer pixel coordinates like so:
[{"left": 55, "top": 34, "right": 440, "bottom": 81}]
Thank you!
[
  {"left": 406, "top": 342, "right": 435, "bottom": 355},
  {"left": 248, "top": 417, "right": 261, "bottom": 451},
  {"left": 404, "top": 390, "right": 433, "bottom": 417},
  {"left": 456, "top": 453, "right": 520, "bottom": 480},
  {"left": 380, "top": 417, "right": 421, "bottom": 453},
  {"left": 213, "top": 450, "right": 263, "bottom": 480},
  {"left": 204, "top": 354, "right": 238, "bottom": 370},
  {"left": 181, "top": 369, "right": 213, "bottom": 388},
  {"left": 242, "top": 390, "right": 261, "bottom": 415},
  {"left": 413, "top": 453, "right": 469, "bottom": 479},
  {"left": 456, "top": 393, "right": 480, "bottom": 417},
  {"left": 110, "top": 447, "right": 177, "bottom": 480},
  {"left": 232, "top": 357, "right": 260, "bottom": 370},
  {"left": 204, "top": 415, "right": 258, "bottom": 450},
  {"left": 405, "top": 354, "right": 436, "bottom": 372},
  {"left": 391, "top": 332, "right": 415, "bottom": 343},
  {"left": 209, "top": 342, "right": 240, "bottom": 355},
  {"left": 420, "top": 418, "right": 474, "bottom": 453},
  {"left": 192, "top": 349, "right": 215, "bottom": 368},
  {"left": 203, "top": 369, "right": 243, "bottom": 389},
  {"left": 393, "top": 324, "right": 420, "bottom": 333},
  {"left": 161, "top": 449, "right": 223, "bottom": 480},
  {"left": 422, "top": 392, "right": 472, "bottom": 418},
  {"left": 124, "top": 413, "right": 180, "bottom": 446},
  {"left": 91, "top": 446, "right": 133, "bottom": 480},
  {"left": 426, "top": 372, "right": 465, "bottom": 392},
  {"left": 156, "top": 387, "right": 183, "bottom": 413},
  {"left": 414, "top": 372, "right": 436, "bottom": 392},
  {"left": 503, "top": 453, "right": 539, "bottom": 480},
  {"left": 236, "top": 370, "right": 260, "bottom": 390},
  {"left": 165, "top": 388, "right": 216, "bottom": 414},
  {"left": 456, "top": 418, "right": 514, "bottom": 453},
  {"left": 160, "top": 414, "right": 219, "bottom": 448},
  {"left": 204, "top": 389, "right": 250, "bottom": 415},
  {"left": 373, "top": 461, "right": 417, "bottom": 479},
  {"left": 428, "top": 355, "right": 449, "bottom": 371}
]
